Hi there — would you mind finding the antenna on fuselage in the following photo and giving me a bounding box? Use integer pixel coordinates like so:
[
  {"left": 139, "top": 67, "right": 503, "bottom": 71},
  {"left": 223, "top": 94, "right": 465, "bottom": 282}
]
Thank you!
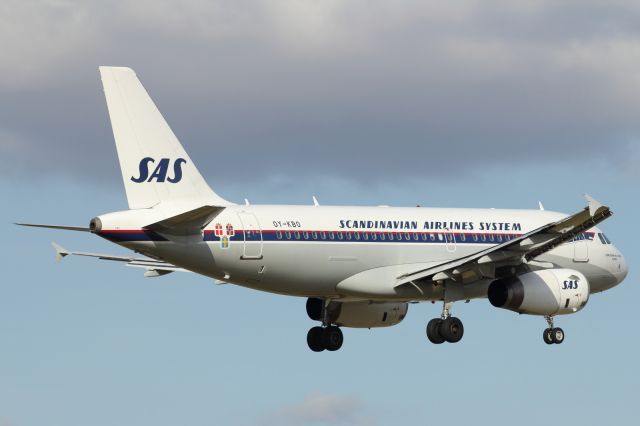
[
  {"left": 538, "top": 201, "right": 545, "bottom": 211},
  {"left": 312, "top": 196, "right": 320, "bottom": 206},
  {"left": 245, "top": 198, "right": 250, "bottom": 205}
]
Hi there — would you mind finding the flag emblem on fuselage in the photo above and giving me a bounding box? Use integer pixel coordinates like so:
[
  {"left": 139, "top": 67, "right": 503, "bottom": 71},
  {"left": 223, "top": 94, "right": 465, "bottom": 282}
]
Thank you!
[{"left": 214, "top": 223, "right": 235, "bottom": 249}]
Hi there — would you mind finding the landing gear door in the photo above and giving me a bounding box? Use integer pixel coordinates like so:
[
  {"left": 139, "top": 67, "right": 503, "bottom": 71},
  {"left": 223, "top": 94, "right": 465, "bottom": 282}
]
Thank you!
[
  {"left": 573, "top": 235, "right": 589, "bottom": 262},
  {"left": 238, "top": 211, "right": 263, "bottom": 259}
]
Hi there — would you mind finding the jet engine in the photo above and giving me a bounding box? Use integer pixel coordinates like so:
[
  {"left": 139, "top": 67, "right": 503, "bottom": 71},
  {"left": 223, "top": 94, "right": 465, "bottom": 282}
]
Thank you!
[
  {"left": 306, "top": 298, "right": 408, "bottom": 328},
  {"left": 488, "top": 269, "right": 589, "bottom": 316}
]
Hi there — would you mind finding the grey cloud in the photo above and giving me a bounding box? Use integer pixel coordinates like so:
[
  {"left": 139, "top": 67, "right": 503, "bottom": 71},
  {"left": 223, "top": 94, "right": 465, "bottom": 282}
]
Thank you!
[{"left": 1, "top": 0, "right": 639, "bottom": 187}]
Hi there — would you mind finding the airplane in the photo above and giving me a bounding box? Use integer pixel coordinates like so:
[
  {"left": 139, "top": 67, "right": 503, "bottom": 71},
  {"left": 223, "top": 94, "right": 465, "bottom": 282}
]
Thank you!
[{"left": 18, "top": 66, "right": 628, "bottom": 352}]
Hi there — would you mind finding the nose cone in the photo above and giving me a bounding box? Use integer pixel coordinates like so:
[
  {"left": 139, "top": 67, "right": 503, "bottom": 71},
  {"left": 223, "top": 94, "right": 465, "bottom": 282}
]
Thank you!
[{"left": 614, "top": 249, "right": 629, "bottom": 285}]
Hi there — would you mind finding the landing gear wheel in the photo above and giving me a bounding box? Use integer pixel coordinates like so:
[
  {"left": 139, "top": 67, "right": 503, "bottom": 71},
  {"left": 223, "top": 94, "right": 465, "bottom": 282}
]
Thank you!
[
  {"left": 426, "top": 318, "right": 445, "bottom": 344},
  {"left": 307, "top": 326, "right": 325, "bottom": 352},
  {"left": 439, "top": 317, "right": 464, "bottom": 343},
  {"left": 551, "top": 327, "right": 564, "bottom": 344},
  {"left": 543, "top": 328, "right": 554, "bottom": 345},
  {"left": 323, "top": 326, "right": 344, "bottom": 351}
]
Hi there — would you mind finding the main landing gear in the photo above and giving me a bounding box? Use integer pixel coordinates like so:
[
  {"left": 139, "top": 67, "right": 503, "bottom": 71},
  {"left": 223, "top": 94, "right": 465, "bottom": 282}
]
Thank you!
[
  {"left": 307, "top": 325, "right": 343, "bottom": 352},
  {"left": 426, "top": 302, "right": 464, "bottom": 344},
  {"left": 306, "top": 298, "right": 344, "bottom": 352},
  {"left": 543, "top": 316, "right": 565, "bottom": 345}
]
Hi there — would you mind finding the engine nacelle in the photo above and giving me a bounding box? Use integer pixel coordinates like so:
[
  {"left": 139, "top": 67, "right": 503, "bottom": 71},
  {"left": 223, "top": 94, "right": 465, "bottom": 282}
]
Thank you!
[
  {"left": 488, "top": 269, "right": 589, "bottom": 316},
  {"left": 307, "top": 299, "right": 408, "bottom": 328}
]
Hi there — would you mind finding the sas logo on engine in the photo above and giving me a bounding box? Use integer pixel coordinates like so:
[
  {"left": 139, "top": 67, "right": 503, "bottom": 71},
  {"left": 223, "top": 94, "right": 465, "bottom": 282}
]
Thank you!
[
  {"left": 214, "top": 223, "right": 235, "bottom": 249},
  {"left": 131, "top": 157, "right": 186, "bottom": 183}
]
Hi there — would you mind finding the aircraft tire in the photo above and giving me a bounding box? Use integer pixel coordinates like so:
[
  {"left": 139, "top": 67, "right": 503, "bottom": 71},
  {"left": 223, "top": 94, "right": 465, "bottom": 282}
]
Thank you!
[
  {"left": 323, "top": 326, "right": 344, "bottom": 351},
  {"left": 543, "top": 328, "right": 554, "bottom": 344},
  {"left": 551, "top": 327, "right": 564, "bottom": 344},
  {"left": 439, "top": 317, "right": 464, "bottom": 343},
  {"left": 307, "top": 326, "right": 325, "bottom": 352},
  {"left": 426, "top": 318, "right": 445, "bottom": 344}
]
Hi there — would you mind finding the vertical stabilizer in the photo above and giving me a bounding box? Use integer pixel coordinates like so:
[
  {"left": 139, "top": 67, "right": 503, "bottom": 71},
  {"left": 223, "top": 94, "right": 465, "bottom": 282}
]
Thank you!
[{"left": 99, "top": 66, "right": 230, "bottom": 209}]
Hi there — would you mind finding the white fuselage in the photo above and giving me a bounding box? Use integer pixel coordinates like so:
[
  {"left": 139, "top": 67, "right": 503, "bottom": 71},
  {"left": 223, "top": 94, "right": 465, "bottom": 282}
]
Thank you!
[{"left": 94, "top": 205, "right": 628, "bottom": 301}]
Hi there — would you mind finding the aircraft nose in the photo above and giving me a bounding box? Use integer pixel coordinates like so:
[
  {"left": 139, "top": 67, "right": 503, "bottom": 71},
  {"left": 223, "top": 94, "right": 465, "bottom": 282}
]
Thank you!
[{"left": 614, "top": 249, "right": 629, "bottom": 284}]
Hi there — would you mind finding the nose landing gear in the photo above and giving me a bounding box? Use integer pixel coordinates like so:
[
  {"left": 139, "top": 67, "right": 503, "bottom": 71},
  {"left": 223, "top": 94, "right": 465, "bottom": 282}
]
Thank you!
[{"left": 543, "top": 316, "right": 564, "bottom": 344}]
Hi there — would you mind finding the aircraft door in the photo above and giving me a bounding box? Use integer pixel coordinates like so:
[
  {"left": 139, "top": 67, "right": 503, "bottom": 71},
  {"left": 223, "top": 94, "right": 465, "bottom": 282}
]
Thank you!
[
  {"left": 238, "top": 211, "right": 263, "bottom": 259},
  {"left": 573, "top": 235, "right": 589, "bottom": 262},
  {"left": 444, "top": 228, "right": 456, "bottom": 253}
]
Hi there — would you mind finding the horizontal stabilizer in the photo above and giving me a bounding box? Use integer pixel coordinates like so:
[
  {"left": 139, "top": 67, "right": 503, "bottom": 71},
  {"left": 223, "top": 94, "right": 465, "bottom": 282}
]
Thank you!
[
  {"left": 16, "top": 223, "right": 89, "bottom": 232},
  {"left": 144, "top": 205, "right": 224, "bottom": 235},
  {"left": 49, "top": 241, "right": 188, "bottom": 277}
]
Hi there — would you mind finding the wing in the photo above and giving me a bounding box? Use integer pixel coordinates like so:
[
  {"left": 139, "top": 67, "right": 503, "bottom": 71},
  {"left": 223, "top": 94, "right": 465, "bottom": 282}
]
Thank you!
[
  {"left": 51, "top": 242, "right": 188, "bottom": 277},
  {"left": 395, "top": 194, "right": 612, "bottom": 288}
]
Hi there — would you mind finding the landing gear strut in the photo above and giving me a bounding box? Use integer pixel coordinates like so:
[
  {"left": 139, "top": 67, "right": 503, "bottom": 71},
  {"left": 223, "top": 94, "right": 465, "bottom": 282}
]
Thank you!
[
  {"left": 543, "top": 316, "right": 564, "bottom": 345},
  {"left": 306, "top": 298, "right": 344, "bottom": 352},
  {"left": 426, "top": 301, "right": 464, "bottom": 344}
]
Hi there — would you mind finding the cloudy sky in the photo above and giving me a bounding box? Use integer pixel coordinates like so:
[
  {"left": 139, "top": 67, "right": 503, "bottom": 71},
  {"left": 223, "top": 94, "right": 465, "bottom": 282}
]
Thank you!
[{"left": 1, "top": 1, "right": 639, "bottom": 425}]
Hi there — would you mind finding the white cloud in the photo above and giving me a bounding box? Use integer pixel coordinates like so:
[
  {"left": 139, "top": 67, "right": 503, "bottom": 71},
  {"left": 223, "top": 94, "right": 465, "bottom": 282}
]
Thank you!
[{"left": 261, "top": 393, "right": 373, "bottom": 426}]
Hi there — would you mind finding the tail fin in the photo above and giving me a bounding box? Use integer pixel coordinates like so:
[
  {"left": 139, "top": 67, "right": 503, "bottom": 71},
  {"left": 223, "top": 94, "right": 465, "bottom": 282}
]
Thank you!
[{"left": 99, "top": 66, "right": 231, "bottom": 209}]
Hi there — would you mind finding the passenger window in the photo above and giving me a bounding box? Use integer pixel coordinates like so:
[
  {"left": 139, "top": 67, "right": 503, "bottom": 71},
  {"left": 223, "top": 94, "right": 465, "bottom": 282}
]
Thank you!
[
  {"left": 312, "top": 232, "right": 318, "bottom": 240},
  {"left": 413, "top": 233, "right": 419, "bottom": 241},
  {"left": 473, "top": 234, "right": 478, "bottom": 242},
  {"left": 346, "top": 232, "right": 352, "bottom": 240},
  {"left": 294, "top": 231, "right": 301, "bottom": 240},
  {"left": 497, "top": 234, "right": 502, "bottom": 242},
  {"left": 389, "top": 233, "right": 394, "bottom": 241},
  {"left": 303, "top": 231, "right": 309, "bottom": 240},
  {"left": 430, "top": 233, "right": 435, "bottom": 241},
  {"left": 371, "top": 232, "right": 377, "bottom": 241},
  {"left": 329, "top": 232, "right": 335, "bottom": 240},
  {"left": 481, "top": 234, "right": 486, "bottom": 242},
  {"left": 405, "top": 233, "right": 411, "bottom": 241},
  {"left": 460, "top": 234, "right": 466, "bottom": 242},
  {"left": 438, "top": 234, "right": 443, "bottom": 241},
  {"left": 285, "top": 231, "right": 291, "bottom": 240},
  {"left": 337, "top": 232, "right": 344, "bottom": 240},
  {"left": 363, "top": 232, "right": 368, "bottom": 241},
  {"left": 276, "top": 231, "right": 282, "bottom": 239},
  {"left": 320, "top": 231, "right": 326, "bottom": 240},
  {"left": 354, "top": 232, "right": 360, "bottom": 241},
  {"left": 380, "top": 233, "right": 385, "bottom": 241}
]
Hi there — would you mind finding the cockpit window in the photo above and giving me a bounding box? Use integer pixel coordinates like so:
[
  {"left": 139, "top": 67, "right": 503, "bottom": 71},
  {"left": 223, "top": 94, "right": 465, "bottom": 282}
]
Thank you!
[{"left": 598, "top": 233, "right": 612, "bottom": 244}]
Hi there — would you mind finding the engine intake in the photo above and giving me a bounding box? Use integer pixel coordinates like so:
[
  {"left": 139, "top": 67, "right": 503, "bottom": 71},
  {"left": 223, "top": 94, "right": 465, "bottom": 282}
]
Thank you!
[{"left": 488, "top": 269, "right": 589, "bottom": 316}]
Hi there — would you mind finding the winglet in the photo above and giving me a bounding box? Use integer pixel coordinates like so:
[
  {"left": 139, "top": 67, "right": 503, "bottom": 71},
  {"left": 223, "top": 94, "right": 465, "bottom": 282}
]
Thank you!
[
  {"left": 51, "top": 242, "right": 69, "bottom": 263},
  {"left": 584, "top": 193, "right": 605, "bottom": 216}
]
